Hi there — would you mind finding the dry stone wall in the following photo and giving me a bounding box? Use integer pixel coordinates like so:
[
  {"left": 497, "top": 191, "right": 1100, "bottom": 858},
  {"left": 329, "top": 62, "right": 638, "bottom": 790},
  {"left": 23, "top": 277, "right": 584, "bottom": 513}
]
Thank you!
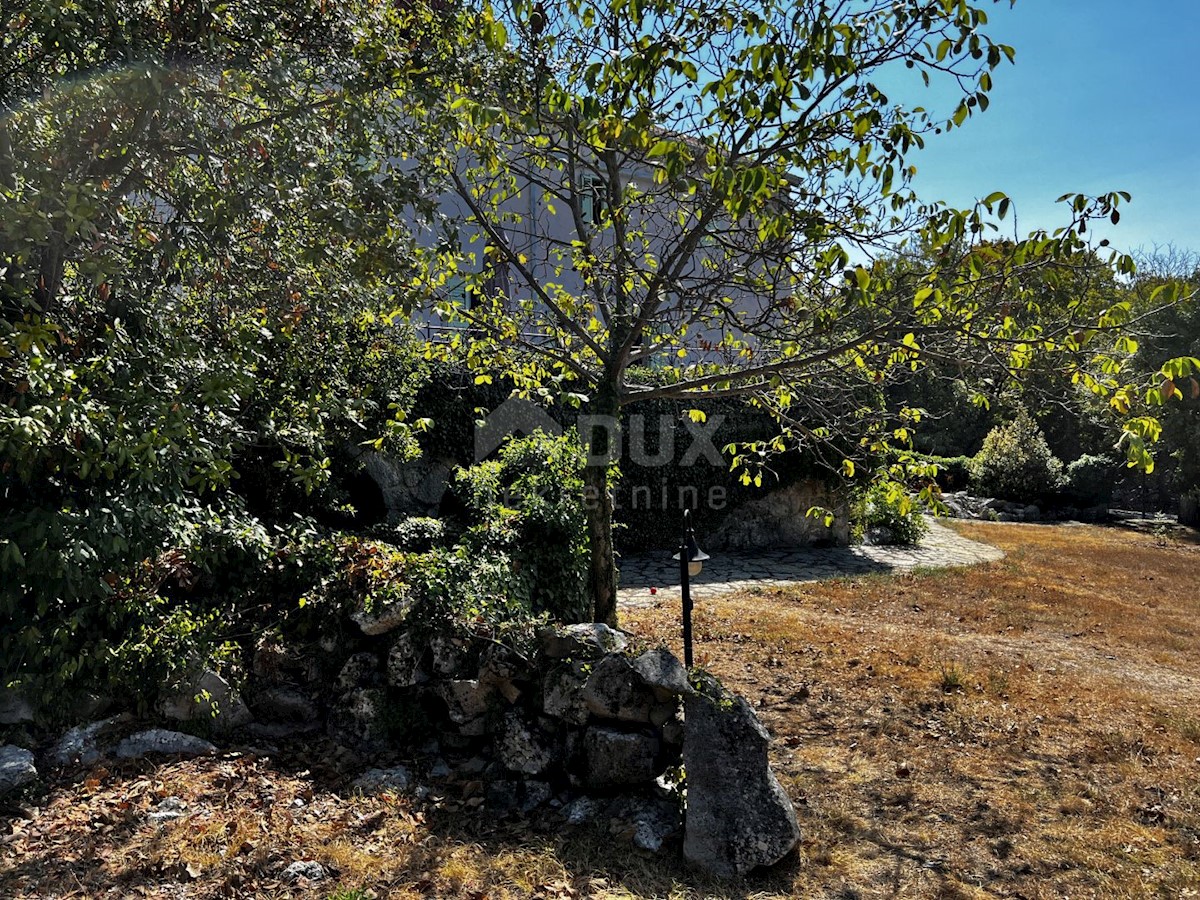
[{"left": 5, "top": 618, "right": 801, "bottom": 878}]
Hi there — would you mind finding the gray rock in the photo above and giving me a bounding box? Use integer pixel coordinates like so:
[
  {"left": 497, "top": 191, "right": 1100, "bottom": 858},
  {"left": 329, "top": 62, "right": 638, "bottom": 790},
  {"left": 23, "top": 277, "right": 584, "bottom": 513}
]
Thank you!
[
  {"left": 115, "top": 729, "right": 216, "bottom": 760},
  {"left": 430, "top": 634, "right": 471, "bottom": 677},
  {"left": 147, "top": 796, "right": 189, "bottom": 825},
  {"left": 1023, "top": 504, "right": 1041, "bottom": 521},
  {"left": 495, "top": 712, "right": 554, "bottom": 775},
  {"left": 583, "top": 727, "right": 659, "bottom": 789},
  {"left": 49, "top": 715, "right": 126, "bottom": 768},
  {"left": 337, "top": 653, "right": 382, "bottom": 692},
  {"left": 439, "top": 680, "right": 494, "bottom": 734},
  {"left": 539, "top": 623, "right": 627, "bottom": 660},
  {"left": 521, "top": 779, "right": 553, "bottom": 813},
  {"left": 563, "top": 796, "right": 602, "bottom": 826},
  {"left": 251, "top": 687, "right": 319, "bottom": 724},
  {"left": 282, "top": 860, "right": 327, "bottom": 882},
  {"left": 631, "top": 648, "right": 691, "bottom": 697},
  {"left": 351, "top": 593, "right": 415, "bottom": 636},
  {"left": 0, "top": 688, "right": 34, "bottom": 725},
  {"left": 356, "top": 451, "right": 452, "bottom": 518},
  {"left": 0, "top": 745, "right": 37, "bottom": 795},
  {"left": 479, "top": 642, "right": 530, "bottom": 683},
  {"left": 158, "top": 670, "right": 251, "bottom": 731},
  {"left": 582, "top": 655, "right": 655, "bottom": 723},
  {"left": 353, "top": 766, "right": 412, "bottom": 794},
  {"left": 611, "top": 795, "right": 682, "bottom": 853},
  {"left": 542, "top": 662, "right": 590, "bottom": 724},
  {"left": 429, "top": 758, "right": 452, "bottom": 779},
  {"left": 386, "top": 633, "right": 426, "bottom": 688},
  {"left": 328, "top": 687, "right": 389, "bottom": 749},
  {"left": 682, "top": 675, "right": 799, "bottom": 877}
]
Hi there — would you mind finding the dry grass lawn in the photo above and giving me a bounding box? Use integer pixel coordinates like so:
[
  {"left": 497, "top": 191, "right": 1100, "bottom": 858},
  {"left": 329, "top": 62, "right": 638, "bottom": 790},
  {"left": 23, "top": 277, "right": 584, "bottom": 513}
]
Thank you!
[{"left": 3, "top": 521, "right": 1200, "bottom": 898}]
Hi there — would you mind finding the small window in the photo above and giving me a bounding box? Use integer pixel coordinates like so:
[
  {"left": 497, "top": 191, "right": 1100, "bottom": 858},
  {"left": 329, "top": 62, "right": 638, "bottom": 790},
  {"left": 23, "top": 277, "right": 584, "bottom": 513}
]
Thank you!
[{"left": 579, "top": 172, "right": 606, "bottom": 227}]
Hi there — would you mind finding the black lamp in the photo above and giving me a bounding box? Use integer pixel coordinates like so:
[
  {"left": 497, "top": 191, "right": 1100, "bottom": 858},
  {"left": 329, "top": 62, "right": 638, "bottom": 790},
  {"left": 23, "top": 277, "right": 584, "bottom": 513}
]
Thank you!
[{"left": 672, "top": 508, "right": 709, "bottom": 668}]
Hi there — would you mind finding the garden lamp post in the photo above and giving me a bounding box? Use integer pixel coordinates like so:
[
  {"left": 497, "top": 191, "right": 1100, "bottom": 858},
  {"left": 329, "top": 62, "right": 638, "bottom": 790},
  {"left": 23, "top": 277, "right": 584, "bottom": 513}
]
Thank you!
[{"left": 672, "top": 509, "right": 710, "bottom": 668}]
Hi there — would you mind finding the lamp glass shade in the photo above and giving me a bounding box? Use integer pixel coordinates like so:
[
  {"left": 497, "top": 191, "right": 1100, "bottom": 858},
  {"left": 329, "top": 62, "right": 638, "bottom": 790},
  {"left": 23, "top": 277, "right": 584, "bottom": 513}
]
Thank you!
[{"left": 674, "top": 534, "right": 710, "bottom": 578}]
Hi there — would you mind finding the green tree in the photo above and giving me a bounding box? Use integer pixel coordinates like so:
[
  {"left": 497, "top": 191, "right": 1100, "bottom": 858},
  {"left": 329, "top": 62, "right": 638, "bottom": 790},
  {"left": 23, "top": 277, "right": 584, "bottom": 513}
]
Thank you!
[
  {"left": 424, "top": 0, "right": 1189, "bottom": 625},
  {"left": 0, "top": 1, "right": 453, "bottom": 695},
  {"left": 972, "top": 407, "right": 1063, "bottom": 502}
]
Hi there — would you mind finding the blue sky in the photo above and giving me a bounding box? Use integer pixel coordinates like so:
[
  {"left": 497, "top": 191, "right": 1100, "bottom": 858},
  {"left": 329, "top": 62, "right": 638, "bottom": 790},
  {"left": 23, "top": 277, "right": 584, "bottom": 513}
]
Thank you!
[{"left": 893, "top": 0, "right": 1199, "bottom": 256}]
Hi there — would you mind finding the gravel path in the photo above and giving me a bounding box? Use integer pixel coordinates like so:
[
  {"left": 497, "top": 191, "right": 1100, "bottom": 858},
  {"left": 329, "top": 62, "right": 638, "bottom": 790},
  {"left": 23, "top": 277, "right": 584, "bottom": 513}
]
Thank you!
[{"left": 617, "top": 517, "right": 1003, "bottom": 609}]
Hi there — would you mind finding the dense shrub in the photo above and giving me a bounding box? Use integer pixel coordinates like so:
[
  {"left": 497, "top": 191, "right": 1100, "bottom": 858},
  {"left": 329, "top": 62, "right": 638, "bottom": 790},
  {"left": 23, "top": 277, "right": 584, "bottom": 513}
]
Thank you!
[
  {"left": 852, "top": 482, "right": 928, "bottom": 546},
  {"left": 972, "top": 409, "right": 1064, "bottom": 502},
  {"left": 0, "top": 313, "right": 430, "bottom": 704},
  {"left": 454, "top": 430, "right": 591, "bottom": 623},
  {"left": 373, "top": 516, "right": 449, "bottom": 553},
  {"left": 1061, "top": 454, "right": 1121, "bottom": 507}
]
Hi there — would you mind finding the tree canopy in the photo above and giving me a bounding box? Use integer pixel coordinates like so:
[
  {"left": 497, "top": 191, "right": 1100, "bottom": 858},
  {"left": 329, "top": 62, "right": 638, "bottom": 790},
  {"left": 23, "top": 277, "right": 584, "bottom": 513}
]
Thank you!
[
  {"left": 420, "top": 0, "right": 1195, "bottom": 622},
  {"left": 0, "top": 0, "right": 455, "bottom": 693}
]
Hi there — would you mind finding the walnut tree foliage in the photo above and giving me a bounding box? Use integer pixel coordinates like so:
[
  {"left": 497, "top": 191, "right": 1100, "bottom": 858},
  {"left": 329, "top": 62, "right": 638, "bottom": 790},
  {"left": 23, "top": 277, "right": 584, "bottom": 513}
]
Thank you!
[
  {"left": 423, "top": 0, "right": 1196, "bottom": 624},
  {"left": 0, "top": 1, "right": 456, "bottom": 697}
]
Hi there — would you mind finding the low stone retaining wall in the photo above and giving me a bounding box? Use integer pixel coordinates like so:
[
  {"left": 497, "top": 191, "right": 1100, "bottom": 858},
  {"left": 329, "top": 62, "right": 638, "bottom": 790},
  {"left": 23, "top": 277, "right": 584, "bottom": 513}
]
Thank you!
[
  {"left": 4, "top": 619, "right": 801, "bottom": 878},
  {"left": 324, "top": 620, "right": 800, "bottom": 876}
]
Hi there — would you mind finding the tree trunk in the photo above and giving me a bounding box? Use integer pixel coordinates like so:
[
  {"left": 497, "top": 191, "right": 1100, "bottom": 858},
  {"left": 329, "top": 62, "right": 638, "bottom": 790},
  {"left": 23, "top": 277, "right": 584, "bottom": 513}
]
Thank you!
[{"left": 583, "top": 385, "right": 620, "bottom": 626}]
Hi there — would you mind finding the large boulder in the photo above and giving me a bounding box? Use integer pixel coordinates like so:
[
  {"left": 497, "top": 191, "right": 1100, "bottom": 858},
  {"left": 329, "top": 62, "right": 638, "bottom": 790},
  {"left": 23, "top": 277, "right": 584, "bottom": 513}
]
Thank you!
[
  {"left": 582, "top": 655, "right": 656, "bottom": 723},
  {"left": 0, "top": 745, "right": 37, "bottom": 795},
  {"left": 354, "top": 451, "right": 453, "bottom": 519},
  {"left": 682, "top": 675, "right": 800, "bottom": 877}
]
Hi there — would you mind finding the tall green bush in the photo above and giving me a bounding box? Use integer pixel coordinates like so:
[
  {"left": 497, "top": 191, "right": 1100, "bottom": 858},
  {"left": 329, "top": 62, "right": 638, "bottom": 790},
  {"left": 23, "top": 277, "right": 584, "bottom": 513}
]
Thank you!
[
  {"left": 454, "top": 430, "right": 591, "bottom": 623},
  {"left": 852, "top": 482, "right": 928, "bottom": 546},
  {"left": 972, "top": 409, "right": 1064, "bottom": 502}
]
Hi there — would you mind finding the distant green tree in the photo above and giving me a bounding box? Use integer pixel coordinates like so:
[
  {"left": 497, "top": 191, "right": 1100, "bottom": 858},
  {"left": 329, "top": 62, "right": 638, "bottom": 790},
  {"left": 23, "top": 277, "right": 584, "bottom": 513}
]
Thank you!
[
  {"left": 1126, "top": 248, "right": 1200, "bottom": 498},
  {"left": 973, "top": 408, "right": 1063, "bottom": 502}
]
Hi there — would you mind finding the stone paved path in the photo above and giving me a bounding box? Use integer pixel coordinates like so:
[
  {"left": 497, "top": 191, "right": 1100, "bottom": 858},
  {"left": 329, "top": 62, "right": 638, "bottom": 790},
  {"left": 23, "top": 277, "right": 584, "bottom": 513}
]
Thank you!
[{"left": 617, "top": 518, "right": 1004, "bottom": 609}]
